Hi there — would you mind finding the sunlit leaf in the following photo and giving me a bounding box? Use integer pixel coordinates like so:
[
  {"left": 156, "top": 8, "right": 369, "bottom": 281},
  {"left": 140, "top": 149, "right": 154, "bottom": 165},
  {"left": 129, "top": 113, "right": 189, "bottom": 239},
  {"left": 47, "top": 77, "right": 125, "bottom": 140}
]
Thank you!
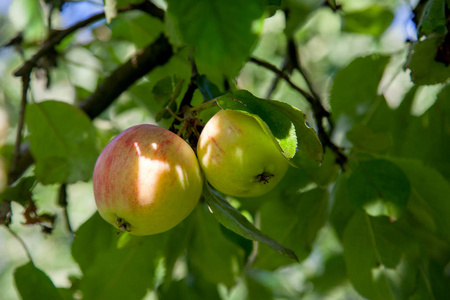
[
  {"left": 110, "top": 11, "right": 164, "bottom": 48},
  {"left": 25, "top": 101, "right": 98, "bottom": 184},
  {"left": 343, "top": 6, "right": 394, "bottom": 37},
  {"left": 166, "top": 0, "right": 265, "bottom": 77}
]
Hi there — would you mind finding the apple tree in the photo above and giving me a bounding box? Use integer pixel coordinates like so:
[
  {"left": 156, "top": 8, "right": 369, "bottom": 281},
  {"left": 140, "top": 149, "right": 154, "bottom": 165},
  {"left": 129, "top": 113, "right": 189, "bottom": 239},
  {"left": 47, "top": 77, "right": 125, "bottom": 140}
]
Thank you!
[{"left": 0, "top": 0, "right": 450, "bottom": 299}]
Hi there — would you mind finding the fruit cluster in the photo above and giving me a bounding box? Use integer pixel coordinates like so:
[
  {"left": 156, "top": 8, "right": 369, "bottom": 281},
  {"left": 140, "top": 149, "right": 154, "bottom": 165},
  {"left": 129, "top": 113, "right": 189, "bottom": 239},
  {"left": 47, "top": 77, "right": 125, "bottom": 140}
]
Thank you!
[{"left": 93, "top": 109, "right": 289, "bottom": 235}]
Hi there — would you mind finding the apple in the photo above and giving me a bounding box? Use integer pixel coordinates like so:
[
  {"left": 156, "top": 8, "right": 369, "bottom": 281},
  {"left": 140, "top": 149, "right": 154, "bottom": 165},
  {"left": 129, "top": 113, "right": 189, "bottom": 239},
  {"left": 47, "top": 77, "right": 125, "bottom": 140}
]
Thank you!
[
  {"left": 93, "top": 124, "right": 203, "bottom": 235},
  {"left": 197, "top": 109, "right": 289, "bottom": 197}
]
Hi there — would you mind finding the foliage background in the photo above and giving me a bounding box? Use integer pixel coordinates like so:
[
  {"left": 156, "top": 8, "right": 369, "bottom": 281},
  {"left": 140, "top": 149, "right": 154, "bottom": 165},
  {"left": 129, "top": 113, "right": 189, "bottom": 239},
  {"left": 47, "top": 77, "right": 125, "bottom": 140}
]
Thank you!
[{"left": 0, "top": 0, "right": 449, "bottom": 299}]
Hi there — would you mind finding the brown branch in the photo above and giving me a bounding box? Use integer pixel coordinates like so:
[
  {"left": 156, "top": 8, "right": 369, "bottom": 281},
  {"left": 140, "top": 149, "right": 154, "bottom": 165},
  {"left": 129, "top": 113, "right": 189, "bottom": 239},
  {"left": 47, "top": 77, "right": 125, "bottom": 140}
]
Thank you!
[
  {"left": 14, "top": 12, "right": 106, "bottom": 78},
  {"left": 14, "top": 1, "right": 164, "bottom": 77},
  {"left": 265, "top": 56, "right": 290, "bottom": 98},
  {"left": 250, "top": 57, "right": 315, "bottom": 104},
  {"left": 10, "top": 74, "right": 30, "bottom": 185},
  {"left": 250, "top": 56, "right": 329, "bottom": 118},
  {"left": 79, "top": 34, "right": 172, "bottom": 119},
  {"left": 58, "top": 184, "right": 73, "bottom": 234},
  {"left": 287, "top": 38, "right": 322, "bottom": 103}
]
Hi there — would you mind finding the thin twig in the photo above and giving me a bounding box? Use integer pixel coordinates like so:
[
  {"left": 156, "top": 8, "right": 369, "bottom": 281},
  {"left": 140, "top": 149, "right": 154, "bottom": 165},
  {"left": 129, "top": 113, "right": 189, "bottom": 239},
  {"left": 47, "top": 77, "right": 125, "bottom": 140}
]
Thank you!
[
  {"left": 287, "top": 38, "right": 322, "bottom": 103},
  {"left": 10, "top": 74, "right": 30, "bottom": 183},
  {"left": 250, "top": 57, "right": 318, "bottom": 107},
  {"left": 58, "top": 184, "right": 73, "bottom": 234},
  {"left": 189, "top": 99, "right": 217, "bottom": 112},
  {"left": 7, "top": 227, "right": 35, "bottom": 266},
  {"left": 167, "top": 107, "right": 184, "bottom": 122},
  {"left": 249, "top": 56, "right": 347, "bottom": 168},
  {"left": 265, "top": 56, "right": 290, "bottom": 98},
  {"left": 14, "top": 1, "right": 164, "bottom": 78}
]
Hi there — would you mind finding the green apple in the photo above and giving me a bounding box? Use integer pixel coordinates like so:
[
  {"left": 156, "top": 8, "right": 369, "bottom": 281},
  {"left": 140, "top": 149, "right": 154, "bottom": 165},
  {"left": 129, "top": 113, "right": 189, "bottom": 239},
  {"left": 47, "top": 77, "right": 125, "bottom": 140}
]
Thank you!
[
  {"left": 197, "top": 109, "right": 289, "bottom": 197},
  {"left": 93, "top": 124, "right": 202, "bottom": 235}
]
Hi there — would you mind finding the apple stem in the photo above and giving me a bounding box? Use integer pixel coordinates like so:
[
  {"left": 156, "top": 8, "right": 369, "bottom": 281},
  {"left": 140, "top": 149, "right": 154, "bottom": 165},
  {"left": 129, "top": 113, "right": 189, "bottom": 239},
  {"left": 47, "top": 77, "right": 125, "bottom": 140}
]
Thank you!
[
  {"left": 115, "top": 217, "right": 132, "bottom": 232},
  {"left": 254, "top": 172, "right": 274, "bottom": 184}
]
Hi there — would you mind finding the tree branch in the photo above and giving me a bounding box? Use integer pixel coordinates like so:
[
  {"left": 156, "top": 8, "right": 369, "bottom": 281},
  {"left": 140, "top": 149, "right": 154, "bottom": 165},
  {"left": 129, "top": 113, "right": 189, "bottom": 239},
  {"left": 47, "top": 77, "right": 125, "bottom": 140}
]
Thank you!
[
  {"left": 13, "top": 1, "right": 164, "bottom": 78},
  {"left": 58, "top": 183, "right": 73, "bottom": 234},
  {"left": 10, "top": 74, "right": 30, "bottom": 185},
  {"left": 250, "top": 57, "right": 318, "bottom": 107},
  {"left": 79, "top": 34, "right": 172, "bottom": 119}
]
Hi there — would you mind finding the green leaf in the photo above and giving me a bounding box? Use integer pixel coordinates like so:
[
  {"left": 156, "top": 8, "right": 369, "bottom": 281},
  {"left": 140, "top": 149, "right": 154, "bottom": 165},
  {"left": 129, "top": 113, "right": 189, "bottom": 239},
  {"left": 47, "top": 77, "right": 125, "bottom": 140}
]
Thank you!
[
  {"left": 343, "top": 212, "right": 420, "bottom": 300},
  {"left": 217, "top": 90, "right": 323, "bottom": 165},
  {"left": 283, "top": 0, "right": 317, "bottom": 37},
  {"left": 342, "top": 6, "right": 394, "bottom": 37},
  {"left": 165, "top": 0, "right": 265, "bottom": 77},
  {"left": 270, "top": 100, "right": 324, "bottom": 163},
  {"left": 406, "top": 37, "right": 450, "bottom": 85},
  {"left": 196, "top": 75, "right": 223, "bottom": 101},
  {"left": 394, "top": 158, "right": 450, "bottom": 242},
  {"left": 9, "top": 0, "right": 46, "bottom": 40},
  {"left": 347, "top": 124, "right": 392, "bottom": 152},
  {"left": 152, "top": 76, "right": 185, "bottom": 107},
  {"left": 307, "top": 254, "right": 348, "bottom": 293},
  {"left": 159, "top": 279, "right": 204, "bottom": 300},
  {"left": 187, "top": 204, "right": 244, "bottom": 287},
  {"left": 267, "top": 0, "right": 281, "bottom": 6},
  {"left": 330, "top": 55, "right": 389, "bottom": 121},
  {"left": 417, "top": 0, "right": 447, "bottom": 37},
  {"left": 72, "top": 213, "right": 167, "bottom": 300},
  {"left": 246, "top": 270, "right": 274, "bottom": 300},
  {"left": 254, "top": 188, "right": 328, "bottom": 270},
  {"left": 0, "top": 176, "right": 35, "bottom": 206},
  {"left": 110, "top": 11, "right": 164, "bottom": 48},
  {"left": 72, "top": 212, "right": 120, "bottom": 272},
  {"left": 25, "top": 101, "right": 99, "bottom": 184},
  {"left": 14, "top": 262, "right": 62, "bottom": 300},
  {"left": 160, "top": 274, "right": 221, "bottom": 300},
  {"left": 347, "top": 159, "right": 410, "bottom": 220},
  {"left": 330, "top": 174, "right": 357, "bottom": 238},
  {"left": 203, "top": 183, "right": 298, "bottom": 263},
  {"left": 427, "top": 259, "right": 450, "bottom": 299},
  {"left": 390, "top": 84, "right": 450, "bottom": 177},
  {"left": 162, "top": 213, "right": 195, "bottom": 286}
]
